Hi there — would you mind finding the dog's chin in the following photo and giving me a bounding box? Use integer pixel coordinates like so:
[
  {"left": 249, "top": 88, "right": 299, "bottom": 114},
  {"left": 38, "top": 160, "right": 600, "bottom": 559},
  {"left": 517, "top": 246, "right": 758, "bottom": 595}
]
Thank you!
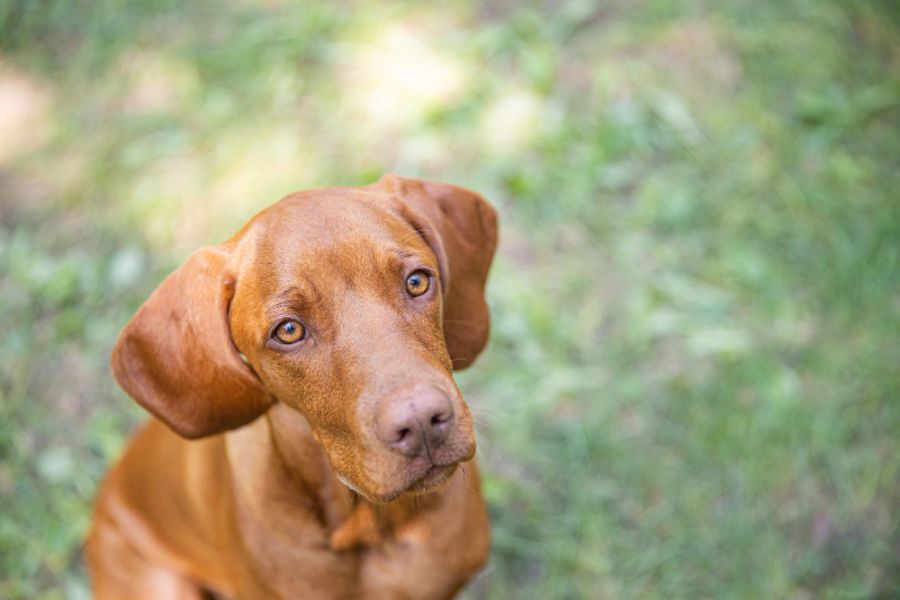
[
  {"left": 337, "top": 438, "right": 476, "bottom": 503},
  {"left": 345, "top": 462, "right": 459, "bottom": 504},
  {"left": 405, "top": 463, "right": 458, "bottom": 495}
]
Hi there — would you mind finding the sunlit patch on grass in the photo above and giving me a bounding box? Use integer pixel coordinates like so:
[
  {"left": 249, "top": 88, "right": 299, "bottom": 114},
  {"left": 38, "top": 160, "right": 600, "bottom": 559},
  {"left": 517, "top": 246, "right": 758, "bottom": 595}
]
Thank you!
[
  {"left": 203, "top": 125, "right": 320, "bottom": 233},
  {"left": 338, "top": 23, "right": 469, "bottom": 132},
  {"left": 393, "top": 130, "right": 454, "bottom": 172},
  {"left": 116, "top": 50, "right": 199, "bottom": 116},
  {"left": 128, "top": 150, "right": 206, "bottom": 250},
  {"left": 127, "top": 125, "right": 321, "bottom": 252},
  {"left": 0, "top": 61, "right": 54, "bottom": 164},
  {"left": 479, "top": 88, "right": 544, "bottom": 155}
]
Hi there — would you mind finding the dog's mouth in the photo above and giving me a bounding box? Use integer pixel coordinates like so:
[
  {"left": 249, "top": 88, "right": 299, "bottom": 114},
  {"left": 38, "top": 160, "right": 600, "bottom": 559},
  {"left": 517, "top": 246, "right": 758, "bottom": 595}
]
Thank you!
[
  {"left": 396, "top": 438, "right": 476, "bottom": 497},
  {"left": 337, "top": 431, "right": 476, "bottom": 503},
  {"left": 405, "top": 462, "right": 458, "bottom": 495},
  {"left": 350, "top": 460, "right": 462, "bottom": 504},
  {"left": 334, "top": 460, "right": 460, "bottom": 504}
]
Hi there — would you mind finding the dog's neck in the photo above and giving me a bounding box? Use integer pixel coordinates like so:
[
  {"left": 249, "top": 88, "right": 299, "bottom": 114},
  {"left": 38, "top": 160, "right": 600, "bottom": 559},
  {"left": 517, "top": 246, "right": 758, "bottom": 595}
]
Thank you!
[
  {"left": 226, "top": 402, "right": 430, "bottom": 552},
  {"left": 263, "top": 403, "right": 341, "bottom": 497}
]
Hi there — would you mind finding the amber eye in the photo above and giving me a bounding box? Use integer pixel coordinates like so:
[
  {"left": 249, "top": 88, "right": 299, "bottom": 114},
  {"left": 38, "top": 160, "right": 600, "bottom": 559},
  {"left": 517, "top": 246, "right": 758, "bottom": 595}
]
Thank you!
[
  {"left": 273, "top": 319, "right": 305, "bottom": 344},
  {"left": 405, "top": 270, "right": 431, "bottom": 297}
]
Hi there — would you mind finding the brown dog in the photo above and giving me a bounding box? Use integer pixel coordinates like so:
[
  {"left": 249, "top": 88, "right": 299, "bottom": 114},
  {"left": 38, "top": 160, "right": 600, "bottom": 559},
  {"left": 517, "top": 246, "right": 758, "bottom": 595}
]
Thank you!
[{"left": 86, "top": 175, "right": 497, "bottom": 599}]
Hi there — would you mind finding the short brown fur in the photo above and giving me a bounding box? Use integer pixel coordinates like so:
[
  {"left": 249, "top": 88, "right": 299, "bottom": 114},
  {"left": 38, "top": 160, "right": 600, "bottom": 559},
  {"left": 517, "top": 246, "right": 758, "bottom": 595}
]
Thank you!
[{"left": 87, "top": 175, "right": 497, "bottom": 599}]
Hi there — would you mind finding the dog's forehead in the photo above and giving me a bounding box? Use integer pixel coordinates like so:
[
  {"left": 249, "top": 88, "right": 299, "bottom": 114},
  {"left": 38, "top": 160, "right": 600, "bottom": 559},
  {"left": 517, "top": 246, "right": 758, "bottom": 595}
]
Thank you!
[
  {"left": 261, "top": 189, "right": 396, "bottom": 240},
  {"left": 233, "top": 187, "right": 432, "bottom": 284}
]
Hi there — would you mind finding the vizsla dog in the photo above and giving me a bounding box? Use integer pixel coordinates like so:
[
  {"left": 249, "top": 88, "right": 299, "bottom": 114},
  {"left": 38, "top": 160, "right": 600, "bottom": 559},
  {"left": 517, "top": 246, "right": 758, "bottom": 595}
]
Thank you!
[{"left": 86, "top": 175, "right": 497, "bottom": 599}]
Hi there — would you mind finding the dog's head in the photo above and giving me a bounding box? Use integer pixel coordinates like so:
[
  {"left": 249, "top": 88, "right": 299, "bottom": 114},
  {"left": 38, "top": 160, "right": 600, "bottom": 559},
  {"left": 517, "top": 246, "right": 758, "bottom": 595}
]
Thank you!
[{"left": 111, "top": 175, "right": 497, "bottom": 502}]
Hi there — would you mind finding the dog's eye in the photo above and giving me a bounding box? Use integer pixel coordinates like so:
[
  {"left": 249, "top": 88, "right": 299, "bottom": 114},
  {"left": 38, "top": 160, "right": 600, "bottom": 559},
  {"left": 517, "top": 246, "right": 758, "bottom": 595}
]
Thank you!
[
  {"left": 405, "top": 270, "right": 430, "bottom": 297},
  {"left": 273, "top": 319, "right": 306, "bottom": 344}
]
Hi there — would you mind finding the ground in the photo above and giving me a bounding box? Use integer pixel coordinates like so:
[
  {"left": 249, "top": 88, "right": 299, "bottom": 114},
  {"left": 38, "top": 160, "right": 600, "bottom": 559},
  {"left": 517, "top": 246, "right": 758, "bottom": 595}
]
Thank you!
[{"left": 0, "top": 0, "right": 898, "bottom": 598}]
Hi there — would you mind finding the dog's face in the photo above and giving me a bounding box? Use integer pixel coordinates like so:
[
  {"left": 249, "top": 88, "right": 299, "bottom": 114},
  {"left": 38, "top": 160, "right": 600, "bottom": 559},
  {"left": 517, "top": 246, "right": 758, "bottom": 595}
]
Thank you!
[
  {"left": 111, "top": 176, "right": 497, "bottom": 502},
  {"left": 229, "top": 192, "right": 478, "bottom": 501}
]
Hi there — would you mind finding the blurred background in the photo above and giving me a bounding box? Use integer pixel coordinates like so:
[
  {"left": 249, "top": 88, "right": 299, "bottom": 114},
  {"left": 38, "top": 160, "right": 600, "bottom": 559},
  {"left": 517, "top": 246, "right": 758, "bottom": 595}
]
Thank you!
[{"left": 1, "top": 0, "right": 898, "bottom": 598}]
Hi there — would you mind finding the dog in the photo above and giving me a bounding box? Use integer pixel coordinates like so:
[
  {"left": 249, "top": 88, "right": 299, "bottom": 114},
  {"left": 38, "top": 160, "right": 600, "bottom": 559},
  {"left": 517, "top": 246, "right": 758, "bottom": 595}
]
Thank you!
[{"left": 86, "top": 174, "right": 497, "bottom": 599}]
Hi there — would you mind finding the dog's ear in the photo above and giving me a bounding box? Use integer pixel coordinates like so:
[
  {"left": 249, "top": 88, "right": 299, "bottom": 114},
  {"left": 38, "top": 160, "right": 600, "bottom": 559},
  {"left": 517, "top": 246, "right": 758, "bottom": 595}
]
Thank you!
[
  {"left": 376, "top": 174, "right": 499, "bottom": 370},
  {"left": 111, "top": 246, "right": 273, "bottom": 438}
]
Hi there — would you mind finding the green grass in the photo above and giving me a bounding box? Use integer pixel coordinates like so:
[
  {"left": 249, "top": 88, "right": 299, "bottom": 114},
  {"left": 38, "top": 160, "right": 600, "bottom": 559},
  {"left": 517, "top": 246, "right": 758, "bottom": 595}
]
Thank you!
[{"left": 1, "top": 0, "right": 898, "bottom": 598}]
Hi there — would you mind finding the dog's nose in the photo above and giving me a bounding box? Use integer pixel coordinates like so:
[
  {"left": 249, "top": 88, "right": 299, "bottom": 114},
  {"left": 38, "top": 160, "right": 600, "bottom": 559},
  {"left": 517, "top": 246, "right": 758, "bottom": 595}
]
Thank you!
[{"left": 376, "top": 386, "right": 454, "bottom": 458}]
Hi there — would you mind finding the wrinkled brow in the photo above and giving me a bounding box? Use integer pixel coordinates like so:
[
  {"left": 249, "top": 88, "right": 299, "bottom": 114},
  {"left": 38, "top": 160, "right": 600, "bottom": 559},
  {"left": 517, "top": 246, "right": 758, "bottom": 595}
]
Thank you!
[
  {"left": 387, "top": 246, "right": 437, "bottom": 267},
  {"left": 390, "top": 247, "right": 417, "bottom": 260},
  {"left": 265, "top": 284, "right": 323, "bottom": 321}
]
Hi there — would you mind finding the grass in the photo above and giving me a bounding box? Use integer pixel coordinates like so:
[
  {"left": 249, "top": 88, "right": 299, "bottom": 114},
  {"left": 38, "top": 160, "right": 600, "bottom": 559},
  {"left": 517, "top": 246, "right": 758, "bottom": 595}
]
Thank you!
[{"left": 1, "top": 0, "right": 898, "bottom": 598}]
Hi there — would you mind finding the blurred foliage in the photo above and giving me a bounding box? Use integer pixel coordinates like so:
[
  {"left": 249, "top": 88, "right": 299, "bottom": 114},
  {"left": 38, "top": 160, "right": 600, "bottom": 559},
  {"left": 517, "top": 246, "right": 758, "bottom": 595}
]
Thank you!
[{"left": 1, "top": 0, "right": 899, "bottom": 598}]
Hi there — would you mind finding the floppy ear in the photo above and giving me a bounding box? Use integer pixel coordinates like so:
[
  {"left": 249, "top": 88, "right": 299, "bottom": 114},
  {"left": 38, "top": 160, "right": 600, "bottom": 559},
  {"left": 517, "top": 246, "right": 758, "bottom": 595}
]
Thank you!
[
  {"left": 376, "top": 174, "right": 499, "bottom": 369},
  {"left": 111, "top": 246, "right": 273, "bottom": 439}
]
